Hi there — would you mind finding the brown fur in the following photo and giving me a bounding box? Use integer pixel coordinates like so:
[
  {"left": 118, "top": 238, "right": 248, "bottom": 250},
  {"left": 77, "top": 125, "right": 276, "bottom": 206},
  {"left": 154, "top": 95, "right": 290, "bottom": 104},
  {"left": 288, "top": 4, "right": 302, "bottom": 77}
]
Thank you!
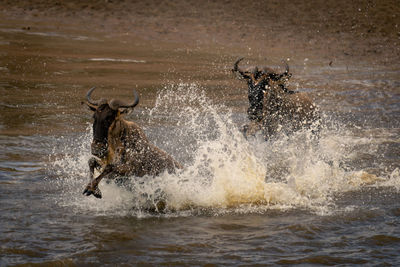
[
  {"left": 106, "top": 115, "right": 182, "bottom": 177},
  {"left": 83, "top": 106, "right": 182, "bottom": 199},
  {"left": 260, "top": 79, "right": 319, "bottom": 138},
  {"left": 237, "top": 67, "right": 319, "bottom": 139}
]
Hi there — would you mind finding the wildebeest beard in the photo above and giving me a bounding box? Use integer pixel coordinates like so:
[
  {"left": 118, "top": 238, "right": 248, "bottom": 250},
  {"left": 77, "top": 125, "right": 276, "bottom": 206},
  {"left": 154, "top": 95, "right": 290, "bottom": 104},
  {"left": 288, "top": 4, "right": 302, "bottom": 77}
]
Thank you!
[{"left": 91, "top": 104, "right": 118, "bottom": 158}]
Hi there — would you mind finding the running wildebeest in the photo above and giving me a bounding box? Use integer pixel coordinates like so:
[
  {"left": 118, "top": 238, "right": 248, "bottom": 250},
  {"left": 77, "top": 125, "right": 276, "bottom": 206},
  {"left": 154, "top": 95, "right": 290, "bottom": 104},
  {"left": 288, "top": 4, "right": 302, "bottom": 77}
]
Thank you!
[
  {"left": 83, "top": 87, "right": 182, "bottom": 198},
  {"left": 232, "top": 57, "right": 319, "bottom": 139}
]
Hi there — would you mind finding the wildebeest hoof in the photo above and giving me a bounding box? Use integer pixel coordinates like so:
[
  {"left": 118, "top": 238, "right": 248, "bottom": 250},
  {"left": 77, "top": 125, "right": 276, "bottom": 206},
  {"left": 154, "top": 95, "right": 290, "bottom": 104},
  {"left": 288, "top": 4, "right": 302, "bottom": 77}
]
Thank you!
[
  {"left": 83, "top": 188, "right": 89, "bottom": 195},
  {"left": 93, "top": 188, "right": 102, "bottom": 199},
  {"left": 83, "top": 186, "right": 102, "bottom": 198}
]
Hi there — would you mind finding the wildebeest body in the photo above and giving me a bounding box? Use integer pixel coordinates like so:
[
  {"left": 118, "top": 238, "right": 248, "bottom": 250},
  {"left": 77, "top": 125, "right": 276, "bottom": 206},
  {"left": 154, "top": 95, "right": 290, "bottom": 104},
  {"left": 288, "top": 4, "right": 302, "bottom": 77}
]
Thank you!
[
  {"left": 83, "top": 88, "right": 181, "bottom": 198},
  {"left": 106, "top": 118, "right": 181, "bottom": 177},
  {"left": 232, "top": 58, "right": 319, "bottom": 139},
  {"left": 261, "top": 80, "right": 318, "bottom": 137}
]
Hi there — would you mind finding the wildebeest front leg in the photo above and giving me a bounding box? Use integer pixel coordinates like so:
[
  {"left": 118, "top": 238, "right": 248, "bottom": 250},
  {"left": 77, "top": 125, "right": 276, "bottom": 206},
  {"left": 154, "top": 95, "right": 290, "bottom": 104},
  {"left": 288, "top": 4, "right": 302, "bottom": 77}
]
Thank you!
[
  {"left": 83, "top": 164, "right": 114, "bottom": 199},
  {"left": 88, "top": 157, "right": 101, "bottom": 178}
]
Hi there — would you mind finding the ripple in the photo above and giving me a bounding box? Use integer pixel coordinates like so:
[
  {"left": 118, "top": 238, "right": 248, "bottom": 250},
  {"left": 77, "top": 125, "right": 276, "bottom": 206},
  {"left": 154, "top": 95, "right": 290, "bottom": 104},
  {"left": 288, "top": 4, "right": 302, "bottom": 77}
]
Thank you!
[
  {"left": 0, "top": 27, "right": 96, "bottom": 41},
  {"left": 366, "top": 234, "right": 400, "bottom": 246},
  {"left": 88, "top": 58, "right": 146, "bottom": 63},
  {"left": 276, "top": 255, "right": 369, "bottom": 265}
]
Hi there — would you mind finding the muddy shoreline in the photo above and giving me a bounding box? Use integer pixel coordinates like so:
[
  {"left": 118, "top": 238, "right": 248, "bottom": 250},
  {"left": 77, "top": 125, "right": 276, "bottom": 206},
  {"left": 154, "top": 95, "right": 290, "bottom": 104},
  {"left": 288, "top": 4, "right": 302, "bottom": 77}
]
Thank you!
[{"left": 2, "top": 0, "right": 399, "bottom": 67}]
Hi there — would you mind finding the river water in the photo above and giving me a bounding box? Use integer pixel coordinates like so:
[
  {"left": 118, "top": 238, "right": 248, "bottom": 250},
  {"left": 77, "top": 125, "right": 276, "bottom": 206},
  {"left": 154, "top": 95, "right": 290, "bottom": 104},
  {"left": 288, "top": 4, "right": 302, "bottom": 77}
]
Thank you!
[{"left": 1, "top": 21, "right": 400, "bottom": 266}]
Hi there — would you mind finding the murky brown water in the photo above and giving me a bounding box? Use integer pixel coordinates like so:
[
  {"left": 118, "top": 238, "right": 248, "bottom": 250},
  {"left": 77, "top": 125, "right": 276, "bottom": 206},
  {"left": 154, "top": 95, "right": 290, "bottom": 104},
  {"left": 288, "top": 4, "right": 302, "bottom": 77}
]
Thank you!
[{"left": 1, "top": 19, "right": 400, "bottom": 266}]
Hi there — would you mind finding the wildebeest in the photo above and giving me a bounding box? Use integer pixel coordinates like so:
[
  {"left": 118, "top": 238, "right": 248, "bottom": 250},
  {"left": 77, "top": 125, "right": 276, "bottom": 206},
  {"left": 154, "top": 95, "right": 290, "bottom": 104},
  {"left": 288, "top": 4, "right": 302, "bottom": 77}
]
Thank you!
[
  {"left": 83, "top": 87, "right": 182, "bottom": 198},
  {"left": 232, "top": 57, "right": 319, "bottom": 139}
]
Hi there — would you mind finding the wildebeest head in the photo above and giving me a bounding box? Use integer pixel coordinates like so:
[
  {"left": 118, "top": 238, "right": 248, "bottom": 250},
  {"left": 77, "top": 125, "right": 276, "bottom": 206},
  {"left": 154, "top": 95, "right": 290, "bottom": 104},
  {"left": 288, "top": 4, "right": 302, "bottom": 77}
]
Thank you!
[
  {"left": 86, "top": 87, "right": 139, "bottom": 158},
  {"left": 233, "top": 57, "right": 292, "bottom": 86}
]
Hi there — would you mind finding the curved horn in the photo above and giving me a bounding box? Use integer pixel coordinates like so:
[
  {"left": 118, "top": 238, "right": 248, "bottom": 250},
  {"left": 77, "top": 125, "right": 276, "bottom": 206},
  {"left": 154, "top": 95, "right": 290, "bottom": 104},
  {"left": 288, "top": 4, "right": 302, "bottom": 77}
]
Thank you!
[
  {"left": 233, "top": 57, "right": 244, "bottom": 72},
  {"left": 274, "top": 60, "right": 291, "bottom": 81},
  {"left": 86, "top": 87, "right": 107, "bottom": 108},
  {"left": 108, "top": 90, "right": 140, "bottom": 110},
  {"left": 86, "top": 87, "right": 99, "bottom": 106}
]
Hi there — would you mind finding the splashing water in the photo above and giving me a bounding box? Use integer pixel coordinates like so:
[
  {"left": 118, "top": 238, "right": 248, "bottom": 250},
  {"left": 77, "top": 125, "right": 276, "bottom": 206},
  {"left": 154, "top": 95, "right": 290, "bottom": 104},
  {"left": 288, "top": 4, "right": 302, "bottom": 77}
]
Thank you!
[{"left": 48, "top": 83, "right": 399, "bottom": 217}]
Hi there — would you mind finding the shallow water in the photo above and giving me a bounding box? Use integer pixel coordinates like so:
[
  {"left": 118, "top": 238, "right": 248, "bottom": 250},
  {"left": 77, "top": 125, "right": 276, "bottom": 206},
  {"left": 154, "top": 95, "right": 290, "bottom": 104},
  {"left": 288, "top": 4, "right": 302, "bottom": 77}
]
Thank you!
[{"left": 1, "top": 22, "right": 400, "bottom": 266}]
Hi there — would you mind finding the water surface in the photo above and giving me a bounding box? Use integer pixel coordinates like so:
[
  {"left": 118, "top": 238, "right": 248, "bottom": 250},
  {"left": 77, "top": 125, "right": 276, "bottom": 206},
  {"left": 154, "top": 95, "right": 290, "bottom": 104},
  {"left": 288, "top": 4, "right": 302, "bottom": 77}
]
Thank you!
[{"left": 1, "top": 21, "right": 400, "bottom": 266}]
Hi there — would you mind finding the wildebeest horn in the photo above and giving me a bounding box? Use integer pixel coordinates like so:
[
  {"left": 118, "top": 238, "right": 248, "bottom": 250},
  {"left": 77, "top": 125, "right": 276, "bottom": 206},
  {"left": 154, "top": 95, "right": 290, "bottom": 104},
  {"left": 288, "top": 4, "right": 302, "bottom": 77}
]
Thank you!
[
  {"left": 233, "top": 57, "right": 244, "bottom": 72},
  {"left": 86, "top": 87, "right": 107, "bottom": 107},
  {"left": 276, "top": 60, "right": 291, "bottom": 80},
  {"left": 108, "top": 90, "right": 140, "bottom": 110}
]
